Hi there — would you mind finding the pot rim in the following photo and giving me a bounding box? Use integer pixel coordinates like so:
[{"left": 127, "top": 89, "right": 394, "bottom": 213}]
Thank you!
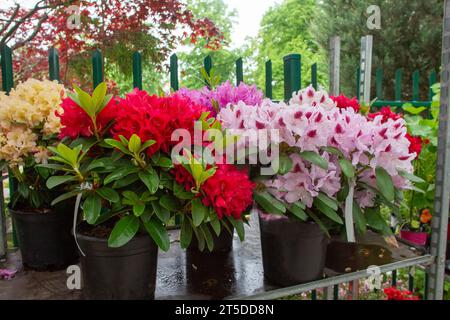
[
  {"left": 75, "top": 227, "right": 150, "bottom": 244},
  {"left": 9, "top": 207, "right": 55, "bottom": 216}
]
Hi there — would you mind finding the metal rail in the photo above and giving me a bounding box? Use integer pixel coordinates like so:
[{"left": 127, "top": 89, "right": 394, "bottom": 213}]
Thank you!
[{"left": 229, "top": 254, "right": 434, "bottom": 300}]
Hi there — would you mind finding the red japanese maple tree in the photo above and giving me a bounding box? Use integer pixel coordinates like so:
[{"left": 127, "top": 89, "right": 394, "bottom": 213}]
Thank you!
[{"left": 0, "top": 0, "right": 223, "bottom": 85}]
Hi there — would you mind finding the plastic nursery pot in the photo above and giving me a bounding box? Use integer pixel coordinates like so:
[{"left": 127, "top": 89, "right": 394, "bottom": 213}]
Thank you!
[
  {"left": 400, "top": 230, "right": 428, "bottom": 246},
  {"left": 258, "top": 210, "right": 328, "bottom": 287},
  {"left": 187, "top": 223, "right": 234, "bottom": 254},
  {"left": 76, "top": 224, "right": 158, "bottom": 300},
  {"left": 10, "top": 206, "right": 78, "bottom": 271}
]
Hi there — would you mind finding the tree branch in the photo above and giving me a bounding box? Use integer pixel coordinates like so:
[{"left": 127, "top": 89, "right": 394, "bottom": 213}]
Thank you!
[
  {"left": 12, "top": 13, "right": 48, "bottom": 50},
  {"left": 0, "top": 3, "right": 20, "bottom": 36}
]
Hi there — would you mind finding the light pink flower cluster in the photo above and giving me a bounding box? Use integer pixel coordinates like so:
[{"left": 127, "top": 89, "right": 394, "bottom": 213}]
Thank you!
[{"left": 219, "top": 86, "right": 416, "bottom": 208}]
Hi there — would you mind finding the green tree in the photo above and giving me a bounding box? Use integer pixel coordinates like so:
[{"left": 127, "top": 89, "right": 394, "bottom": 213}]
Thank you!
[
  {"left": 314, "top": 0, "right": 443, "bottom": 99},
  {"left": 177, "top": 0, "right": 242, "bottom": 89},
  {"left": 250, "top": 0, "right": 328, "bottom": 100}
]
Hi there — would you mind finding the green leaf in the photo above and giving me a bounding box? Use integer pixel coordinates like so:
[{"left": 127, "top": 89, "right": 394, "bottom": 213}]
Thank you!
[
  {"left": 228, "top": 216, "right": 244, "bottom": 241},
  {"left": 180, "top": 217, "right": 193, "bottom": 249},
  {"left": 140, "top": 139, "right": 156, "bottom": 152},
  {"left": 91, "top": 82, "right": 107, "bottom": 111},
  {"left": 398, "top": 170, "right": 426, "bottom": 184},
  {"left": 314, "top": 199, "right": 343, "bottom": 224},
  {"left": 154, "top": 156, "right": 173, "bottom": 168},
  {"left": 151, "top": 201, "right": 170, "bottom": 223},
  {"left": 254, "top": 191, "right": 286, "bottom": 215},
  {"left": 403, "top": 105, "right": 426, "bottom": 115},
  {"left": 18, "top": 182, "right": 29, "bottom": 199},
  {"left": 36, "top": 163, "right": 66, "bottom": 171},
  {"left": 51, "top": 189, "right": 80, "bottom": 206},
  {"left": 108, "top": 215, "right": 139, "bottom": 248},
  {"left": 139, "top": 167, "right": 159, "bottom": 194},
  {"left": 278, "top": 154, "right": 293, "bottom": 175},
  {"left": 128, "top": 134, "right": 141, "bottom": 153},
  {"left": 46, "top": 175, "right": 77, "bottom": 189},
  {"left": 112, "top": 174, "right": 139, "bottom": 188},
  {"left": 209, "top": 218, "right": 221, "bottom": 236},
  {"left": 353, "top": 201, "right": 367, "bottom": 234},
  {"left": 299, "top": 151, "right": 328, "bottom": 170},
  {"left": 83, "top": 194, "right": 102, "bottom": 224},
  {"left": 173, "top": 181, "right": 194, "bottom": 200},
  {"left": 143, "top": 218, "right": 170, "bottom": 251},
  {"left": 338, "top": 158, "right": 355, "bottom": 178},
  {"left": 104, "top": 138, "right": 130, "bottom": 154},
  {"left": 288, "top": 202, "right": 308, "bottom": 221},
  {"left": 133, "top": 203, "right": 145, "bottom": 216},
  {"left": 200, "top": 224, "right": 214, "bottom": 252},
  {"left": 159, "top": 194, "right": 181, "bottom": 212},
  {"left": 104, "top": 166, "right": 139, "bottom": 185},
  {"left": 321, "top": 146, "right": 344, "bottom": 157},
  {"left": 96, "top": 187, "right": 120, "bottom": 203},
  {"left": 317, "top": 193, "right": 338, "bottom": 211},
  {"left": 365, "top": 207, "right": 385, "bottom": 231},
  {"left": 375, "top": 167, "right": 395, "bottom": 202},
  {"left": 73, "top": 84, "right": 94, "bottom": 117},
  {"left": 192, "top": 198, "right": 208, "bottom": 227}
]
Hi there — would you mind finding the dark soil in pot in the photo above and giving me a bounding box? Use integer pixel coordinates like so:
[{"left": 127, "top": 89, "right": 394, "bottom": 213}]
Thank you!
[
  {"left": 10, "top": 205, "right": 78, "bottom": 271},
  {"left": 258, "top": 211, "right": 328, "bottom": 287},
  {"left": 76, "top": 222, "right": 158, "bottom": 300},
  {"left": 326, "top": 241, "right": 393, "bottom": 273}
]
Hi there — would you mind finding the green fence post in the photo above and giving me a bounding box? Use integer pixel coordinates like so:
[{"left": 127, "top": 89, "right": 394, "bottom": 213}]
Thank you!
[
  {"left": 375, "top": 67, "right": 383, "bottom": 99},
  {"left": 356, "top": 67, "right": 361, "bottom": 99},
  {"left": 392, "top": 270, "right": 397, "bottom": 286},
  {"left": 132, "top": 51, "right": 142, "bottom": 90},
  {"left": 265, "top": 60, "right": 273, "bottom": 99},
  {"left": 311, "top": 63, "right": 317, "bottom": 90},
  {"left": 48, "top": 47, "right": 60, "bottom": 82},
  {"left": 412, "top": 70, "right": 420, "bottom": 101},
  {"left": 236, "top": 57, "right": 243, "bottom": 86},
  {"left": 1, "top": 45, "right": 14, "bottom": 93},
  {"left": 395, "top": 69, "right": 402, "bottom": 101},
  {"left": 92, "top": 49, "right": 103, "bottom": 89},
  {"left": 283, "top": 53, "right": 301, "bottom": 101},
  {"left": 333, "top": 285, "right": 339, "bottom": 300},
  {"left": 1, "top": 44, "right": 18, "bottom": 248},
  {"left": 311, "top": 289, "right": 317, "bottom": 300},
  {"left": 429, "top": 70, "right": 437, "bottom": 100},
  {"left": 170, "top": 53, "right": 179, "bottom": 91},
  {"left": 204, "top": 55, "right": 212, "bottom": 88},
  {"left": 204, "top": 55, "right": 212, "bottom": 76},
  {"left": 408, "top": 268, "right": 415, "bottom": 292}
]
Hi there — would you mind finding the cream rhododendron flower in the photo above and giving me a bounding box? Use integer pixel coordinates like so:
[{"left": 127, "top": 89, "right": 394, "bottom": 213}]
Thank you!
[{"left": 0, "top": 78, "right": 65, "bottom": 167}]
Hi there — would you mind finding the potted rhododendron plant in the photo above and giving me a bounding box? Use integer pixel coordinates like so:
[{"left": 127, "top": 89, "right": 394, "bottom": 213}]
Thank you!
[
  {"left": 0, "top": 78, "right": 78, "bottom": 270},
  {"left": 218, "top": 86, "right": 422, "bottom": 286},
  {"left": 45, "top": 83, "right": 254, "bottom": 299}
]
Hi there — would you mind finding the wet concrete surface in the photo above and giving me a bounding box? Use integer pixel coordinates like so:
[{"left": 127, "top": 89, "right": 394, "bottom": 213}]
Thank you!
[{"left": 0, "top": 210, "right": 422, "bottom": 300}]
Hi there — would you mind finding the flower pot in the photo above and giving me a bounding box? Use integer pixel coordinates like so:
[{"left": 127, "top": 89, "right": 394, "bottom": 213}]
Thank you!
[
  {"left": 258, "top": 210, "right": 328, "bottom": 286},
  {"left": 10, "top": 206, "right": 78, "bottom": 270},
  {"left": 76, "top": 226, "right": 158, "bottom": 300},
  {"left": 400, "top": 230, "right": 428, "bottom": 246}
]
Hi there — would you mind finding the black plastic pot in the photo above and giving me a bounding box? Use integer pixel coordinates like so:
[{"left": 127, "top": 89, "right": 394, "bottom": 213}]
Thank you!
[
  {"left": 258, "top": 211, "right": 328, "bottom": 287},
  {"left": 76, "top": 228, "right": 158, "bottom": 300},
  {"left": 10, "top": 207, "right": 78, "bottom": 270}
]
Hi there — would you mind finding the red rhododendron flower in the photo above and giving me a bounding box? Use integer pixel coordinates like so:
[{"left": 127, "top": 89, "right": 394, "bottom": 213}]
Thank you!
[
  {"left": 171, "top": 165, "right": 195, "bottom": 192},
  {"left": 200, "top": 164, "right": 255, "bottom": 220},
  {"left": 112, "top": 89, "right": 208, "bottom": 156},
  {"left": 330, "top": 94, "right": 361, "bottom": 112},
  {"left": 57, "top": 97, "right": 117, "bottom": 139},
  {"left": 384, "top": 287, "right": 419, "bottom": 300},
  {"left": 367, "top": 106, "right": 402, "bottom": 123},
  {"left": 406, "top": 133, "right": 423, "bottom": 158}
]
